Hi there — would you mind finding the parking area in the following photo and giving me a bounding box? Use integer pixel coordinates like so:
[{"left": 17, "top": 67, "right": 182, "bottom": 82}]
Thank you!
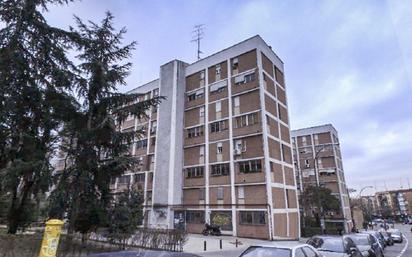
[
  {"left": 183, "top": 225, "right": 411, "bottom": 257},
  {"left": 384, "top": 225, "right": 410, "bottom": 257},
  {"left": 183, "top": 233, "right": 301, "bottom": 257}
]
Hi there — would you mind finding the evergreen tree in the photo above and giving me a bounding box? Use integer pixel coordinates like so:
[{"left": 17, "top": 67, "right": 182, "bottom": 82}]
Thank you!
[
  {"left": 48, "top": 12, "right": 162, "bottom": 235},
  {"left": 0, "top": 0, "right": 77, "bottom": 233},
  {"left": 107, "top": 190, "right": 143, "bottom": 244}
]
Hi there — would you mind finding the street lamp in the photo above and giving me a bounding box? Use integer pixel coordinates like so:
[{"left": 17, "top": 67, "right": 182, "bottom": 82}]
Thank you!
[
  {"left": 357, "top": 186, "right": 373, "bottom": 230},
  {"left": 313, "top": 143, "right": 341, "bottom": 234},
  {"left": 358, "top": 186, "right": 373, "bottom": 199}
]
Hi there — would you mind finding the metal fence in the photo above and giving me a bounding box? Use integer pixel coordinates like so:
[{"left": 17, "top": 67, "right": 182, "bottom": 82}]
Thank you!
[{"left": 0, "top": 228, "right": 187, "bottom": 257}]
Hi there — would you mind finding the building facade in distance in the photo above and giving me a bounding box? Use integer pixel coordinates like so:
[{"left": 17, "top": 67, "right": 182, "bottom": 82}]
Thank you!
[
  {"left": 375, "top": 188, "right": 412, "bottom": 219},
  {"left": 112, "top": 35, "right": 299, "bottom": 239},
  {"left": 291, "top": 124, "right": 352, "bottom": 232}
]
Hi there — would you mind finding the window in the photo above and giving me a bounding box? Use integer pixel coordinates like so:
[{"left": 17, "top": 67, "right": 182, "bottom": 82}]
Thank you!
[
  {"left": 199, "top": 106, "right": 205, "bottom": 117},
  {"left": 302, "top": 247, "right": 319, "bottom": 257},
  {"left": 233, "top": 96, "right": 240, "bottom": 115},
  {"left": 295, "top": 248, "right": 306, "bottom": 257},
  {"left": 199, "top": 146, "right": 205, "bottom": 163},
  {"left": 187, "top": 89, "right": 204, "bottom": 102},
  {"left": 286, "top": 189, "right": 293, "bottom": 208},
  {"left": 216, "top": 64, "right": 221, "bottom": 80},
  {"left": 150, "top": 121, "right": 157, "bottom": 134},
  {"left": 215, "top": 101, "right": 221, "bottom": 112},
  {"left": 234, "top": 72, "right": 255, "bottom": 85},
  {"left": 234, "top": 139, "right": 246, "bottom": 152},
  {"left": 200, "top": 70, "right": 205, "bottom": 80},
  {"left": 216, "top": 64, "right": 221, "bottom": 75},
  {"left": 153, "top": 89, "right": 159, "bottom": 96},
  {"left": 239, "top": 159, "right": 262, "bottom": 173},
  {"left": 210, "top": 80, "right": 227, "bottom": 94},
  {"left": 217, "top": 187, "right": 224, "bottom": 200},
  {"left": 302, "top": 136, "right": 307, "bottom": 146},
  {"left": 199, "top": 188, "right": 205, "bottom": 200},
  {"left": 186, "top": 211, "right": 205, "bottom": 224},
  {"left": 217, "top": 143, "right": 223, "bottom": 154},
  {"left": 187, "top": 126, "right": 204, "bottom": 138},
  {"left": 118, "top": 175, "right": 130, "bottom": 184},
  {"left": 244, "top": 73, "right": 255, "bottom": 83},
  {"left": 135, "top": 173, "right": 145, "bottom": 183},
  {"left": 151, "top": 137, "right": 156, "bottom": 146},
  {"left": 239, "top": 211, "right": 266, "bottom": 225},
  {"left": 210, "top": 120, "right": 227, "bottom": 133},
  {"left": 232, "top": 57, "right": 239, "bottom": 72},
  {"left": 234, "top": 113, "right": 259, "bottom": 128},
  {"left": 185, "top": 166, "right": 204, "bottom": 178},
  {"left": 211, "top": 163, "right": 230, "bottom": 176},
  {"left": 215, "top": 101, "right": 222, "bottom": 119},
  {"left": 238, "top": 186, "right": 245, "bottom": 199},
  {"left": 136, "top": 139, "right": 148, "bottom": 149},
  {"left": 314, "top": 134, "right": 319, "bottom": 145},
  {"left": 136, "top": 156, "right": 144, "bottom": 170}
]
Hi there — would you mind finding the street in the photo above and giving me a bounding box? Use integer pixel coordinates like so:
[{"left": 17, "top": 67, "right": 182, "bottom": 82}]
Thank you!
[
  {"left": 187, "top": 225, "right": 412, "bottom": 257},
  {"left": 385, "top": 225, "right": 410, "bottom": 257}
]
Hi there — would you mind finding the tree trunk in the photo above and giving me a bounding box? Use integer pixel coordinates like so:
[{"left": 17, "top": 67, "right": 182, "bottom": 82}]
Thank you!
[{"left": 7, "top": 180, "right": 33, "bottom": 234}]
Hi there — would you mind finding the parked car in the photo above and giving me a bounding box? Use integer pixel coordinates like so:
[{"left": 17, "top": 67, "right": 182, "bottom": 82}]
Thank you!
[
  {"left": 359, "top": 231, "right": 385, "bottom": 250},
  {"left": 388, "top": 229, "right": 403, "bottom": 243},
  {"left": 345, "top": 234, "right": 384, "bottom": 257},
  {"left": 239, "top": 244, "right": 324, "bottom": 257},
  {"left": 306, "top": 235, "right": 363, "bottom": 257},
  {"left": 85, "top": 251, "right": 200, "bottom": 257},
  {"left": 379, "top": 231, "right": 394, "bottom": 246}
]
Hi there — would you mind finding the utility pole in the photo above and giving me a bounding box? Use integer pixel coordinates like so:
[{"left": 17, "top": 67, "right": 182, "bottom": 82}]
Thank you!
[{"left": 191, "top": 24, "right": 205, "bottom": 60}]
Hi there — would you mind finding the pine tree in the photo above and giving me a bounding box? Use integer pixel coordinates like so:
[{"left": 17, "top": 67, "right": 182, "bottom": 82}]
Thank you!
[
  {"left": 107, "top": 190, "right": 143, "bottom": 245},
  {"left": 48, "top": 12, "right": 162, "bottom": 235},
  {"left": 0, "top": 0, "right": 78, "bottom": 234}
]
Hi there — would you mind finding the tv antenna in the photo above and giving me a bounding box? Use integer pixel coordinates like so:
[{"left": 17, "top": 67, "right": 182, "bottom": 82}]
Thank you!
[{"left": 191, "top": 24, "right": 205, "bottom": 60}]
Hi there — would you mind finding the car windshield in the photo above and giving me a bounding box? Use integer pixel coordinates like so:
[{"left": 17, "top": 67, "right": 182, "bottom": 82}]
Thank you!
[
  {"left": 349, "top": 236, "right": 369, "bottom": 245},
  {"left": 240, "top": 246, "right": 291, "bottom": 257},
  {"left": 309, "top": 238, "right": 345, "bottom": 253}
]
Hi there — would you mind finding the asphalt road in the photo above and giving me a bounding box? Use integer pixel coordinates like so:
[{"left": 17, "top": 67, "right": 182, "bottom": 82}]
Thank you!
[{"left": 384, "top": 224, "right": 410, "bottom": 257}]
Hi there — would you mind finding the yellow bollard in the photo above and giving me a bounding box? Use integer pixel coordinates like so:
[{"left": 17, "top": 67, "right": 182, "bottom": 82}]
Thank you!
[{"left": 38, "top": 219, "right": 64, "bottom": 257}]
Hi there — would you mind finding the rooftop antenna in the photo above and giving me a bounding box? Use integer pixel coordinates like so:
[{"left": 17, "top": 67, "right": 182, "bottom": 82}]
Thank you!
[{"left": 191, "top": 24, "right": 205, "bottom": 60}]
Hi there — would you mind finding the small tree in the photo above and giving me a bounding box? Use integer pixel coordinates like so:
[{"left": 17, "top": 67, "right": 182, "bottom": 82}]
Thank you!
[
  {"left": 301, "top": 186, "right": 340, "bottom": 226},
  {"left": 107, "top": 191, "right": 143, "bottom": 245}
]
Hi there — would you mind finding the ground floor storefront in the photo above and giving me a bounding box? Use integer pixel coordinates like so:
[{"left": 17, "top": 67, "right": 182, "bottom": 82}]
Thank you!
[{"left": 145, "top": 206, "right": 300, "bottom": 240}]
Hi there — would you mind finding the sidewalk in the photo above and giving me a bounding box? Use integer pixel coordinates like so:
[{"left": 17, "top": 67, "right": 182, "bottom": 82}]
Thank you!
[{"left": 183, "top": 234, "right": 303, "bottom": 257}]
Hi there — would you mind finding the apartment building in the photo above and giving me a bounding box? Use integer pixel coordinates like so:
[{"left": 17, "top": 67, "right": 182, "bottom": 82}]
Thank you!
[
  {"left": 375, "top": 189, "right": 412, "bottom": 218},
  {"left": 291, "top": 124, "right": 353, "bottom": 232},
  {"left": 112, "top": 35, "right": 299, "bottom": 240}
]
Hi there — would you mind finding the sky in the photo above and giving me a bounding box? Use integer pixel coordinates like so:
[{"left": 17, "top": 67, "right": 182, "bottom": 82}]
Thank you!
[{"left": 42, "top": 0, "right": 412, "bottom": 196}]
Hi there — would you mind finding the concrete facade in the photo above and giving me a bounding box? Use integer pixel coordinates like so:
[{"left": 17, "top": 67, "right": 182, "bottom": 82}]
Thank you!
[{"left": 114, "top": 35, "right": 299, "bottom": 240}]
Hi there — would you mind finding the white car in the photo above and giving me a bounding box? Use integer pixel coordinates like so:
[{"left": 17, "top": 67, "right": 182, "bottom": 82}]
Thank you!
[{"left": 239, "top": 244, "right": 324, "bottom": 257}]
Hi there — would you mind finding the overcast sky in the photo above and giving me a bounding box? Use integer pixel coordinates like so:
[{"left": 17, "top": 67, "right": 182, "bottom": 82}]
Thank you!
[{"left": 43, "top": 0, "right": 412, "bottom": 195}]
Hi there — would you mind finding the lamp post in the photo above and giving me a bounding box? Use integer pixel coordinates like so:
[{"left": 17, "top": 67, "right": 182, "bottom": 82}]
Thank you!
[
  {"left": 313, "top": 143, "right": 340, "bottom": 234},
  {"left": 357, "top": 186, "right": 373, "bottom": 230},
  {"left": 313, "top": 144, "right": 328, "bottom": 234}
]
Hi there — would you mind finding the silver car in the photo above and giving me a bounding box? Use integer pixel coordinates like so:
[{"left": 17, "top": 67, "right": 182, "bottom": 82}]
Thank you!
[
  {"left": 239, "top": 244, "right": 324, "bottom": 257},
  {"left": 388, "top": 229, "right": 403, "bottom": 243}
]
